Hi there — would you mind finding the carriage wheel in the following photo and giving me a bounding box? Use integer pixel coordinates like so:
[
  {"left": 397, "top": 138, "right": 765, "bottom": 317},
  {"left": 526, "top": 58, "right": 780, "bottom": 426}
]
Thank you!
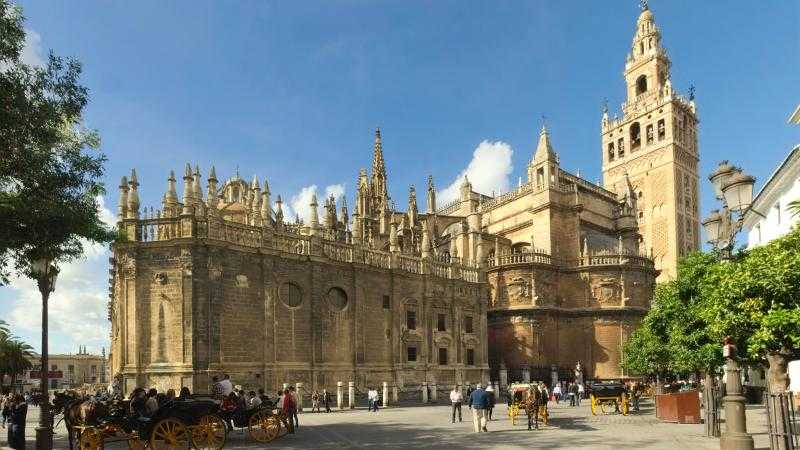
[
  {"left": 620, "top": 395, "right": 630, "bottom": 416},
  {"left": 590, "top": 396, "right": 598, "bottom": 415},
  {"left": 248, "top": 410, "right": 280, "bottom": 442},
  {"left": 150, "top": 417, "right": 191, "bottom": 450},
  {"left": 79, "top": 427, "right": 104, "bottom": 450},
  {"left": 190, "top": 415, "right": 227, "bottom": 450}
]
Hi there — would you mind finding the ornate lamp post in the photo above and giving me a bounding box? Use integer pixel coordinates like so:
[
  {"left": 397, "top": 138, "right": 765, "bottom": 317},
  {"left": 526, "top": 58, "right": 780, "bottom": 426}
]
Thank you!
[
  {"left": 31, "top": 258, "right": 59, "bottom": 450},
  {"left": 702, "top": 161, "right": 756, "bottom": 260},
  {"left": 702, "top": 161, "right": 756, "bottom": 450}
]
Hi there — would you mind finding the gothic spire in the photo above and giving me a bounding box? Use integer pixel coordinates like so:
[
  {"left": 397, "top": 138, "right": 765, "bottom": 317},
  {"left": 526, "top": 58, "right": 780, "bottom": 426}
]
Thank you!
[
  {"left": 533, "top": 124, "right": 558, "bottom": 163},
  {"left": 426, "top": 175, "right": 436, "bottom": 213},
  {"left": 371, "top": 128, "right": 388, "bottom": 205}
]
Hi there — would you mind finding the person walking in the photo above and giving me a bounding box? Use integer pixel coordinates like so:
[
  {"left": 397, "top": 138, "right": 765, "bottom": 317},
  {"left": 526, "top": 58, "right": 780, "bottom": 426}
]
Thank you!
[
  {"left": 279, "top": 389, "right": 295, "bottom": 434},
  {"left": 367, "top": 387, "right": 380, "bottom": 412},
  {"left": 467, "top": 383, "right": 489, "bottom": 433},
  {"left": 449, "top": 386, "right": 463, "bottom": 423},
  {"left": 311, "top": 391, "right": 321, "bottom": 413},
  {"left": 8, "top": 394, "right": 27, "bottom": 450},
  {"left": 1, "top": 394, "right": 10, "bottom": 428},
  {"left": 485, "top": 385, "right": 496, "bottom": 421},
  {"left": 288, "top": 386, "right": 300, "bottom": 429},
  {"left": 577, "top": 383, "right": 584, "bottom": 406},
  {"left": 323, "top": 389, "right": 332, "bottom": 413},
  {"left": 553, "top": 383, "right": 562, "bottom": 404},
  {"left": 568, "top": 382, "right": 578, "bottom": 406}
]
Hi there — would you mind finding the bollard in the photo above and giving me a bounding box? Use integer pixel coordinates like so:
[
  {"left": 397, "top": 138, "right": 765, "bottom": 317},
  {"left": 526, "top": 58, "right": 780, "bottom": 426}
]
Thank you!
[
  {"left": 348, "top": 381, "right": 355, "bottom": 409},
  {"left": 431, "top": 382, "right": 438, "bottom": 402},
  {"left": 422, "top": 382, "right": 429, "bottom": 403},
  {"left": 392, "top": 385, "right": 398, "bottom": 403},
  {"left": 295, "top": 382, "right": 303, "bottom": 411},
  {"left": 337, "top": 381, "right": 344, "bottom": 410},
  {"left": 382, "top": 382, "right": 389, "bottom": 407}
]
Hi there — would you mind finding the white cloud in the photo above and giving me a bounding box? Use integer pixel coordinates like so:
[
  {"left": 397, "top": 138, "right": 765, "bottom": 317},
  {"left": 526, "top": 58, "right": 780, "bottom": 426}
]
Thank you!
[
  {"left": 20, "top": 28, "right": 44, "bottom": 67},
  {"left": 284, "top": 184, "right": 346, "bottom": 224},
  {"left": 437, "top": 140, "right": 514, "bottom": 205},
  {"left": 0, "top": 195, "right": 115, "bottom": 355}
]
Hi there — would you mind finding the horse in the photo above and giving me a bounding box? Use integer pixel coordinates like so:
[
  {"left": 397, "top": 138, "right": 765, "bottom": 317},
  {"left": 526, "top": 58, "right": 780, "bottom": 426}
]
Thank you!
[
  {"left": 521, "top": 387, "right": 542, "bottom": 430},
  {"left": 52, "top": 391, "right": 111, "bottom": 450}
]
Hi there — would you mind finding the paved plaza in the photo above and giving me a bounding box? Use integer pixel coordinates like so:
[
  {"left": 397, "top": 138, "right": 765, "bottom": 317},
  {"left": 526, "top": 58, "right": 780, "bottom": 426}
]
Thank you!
[{"left": 3, "top": 398, "right": 772, "bottom": 449}]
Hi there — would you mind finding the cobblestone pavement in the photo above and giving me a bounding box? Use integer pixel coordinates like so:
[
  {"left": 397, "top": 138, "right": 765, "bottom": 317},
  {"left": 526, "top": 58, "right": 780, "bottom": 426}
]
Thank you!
[{"left": 3, "top": 399, "right": 771, "bottom": 449}]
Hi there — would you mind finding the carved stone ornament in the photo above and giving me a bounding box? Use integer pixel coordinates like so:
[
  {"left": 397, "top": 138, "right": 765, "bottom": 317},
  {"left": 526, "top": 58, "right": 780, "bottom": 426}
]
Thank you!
[
  {"left": 507, "top": 277, "right": 530, "bottom": 304},
  {"left": 235, "top": 274, "right": 249, "bottom": 288},
  {"left": 208, "top": 267, "right": 223, "bottom": 281},
  {"left": 154, "top": 272, "right": 168, "bottom": 285},
  {"left": 592, "top": 277, "right": 619, "bottom": 304}
]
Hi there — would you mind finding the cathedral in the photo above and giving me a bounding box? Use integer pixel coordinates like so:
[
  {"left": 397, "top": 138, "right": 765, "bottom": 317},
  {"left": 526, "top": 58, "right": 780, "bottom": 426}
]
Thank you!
[{"left": 108, "top": 4, "right": 696, "bottom": 395}]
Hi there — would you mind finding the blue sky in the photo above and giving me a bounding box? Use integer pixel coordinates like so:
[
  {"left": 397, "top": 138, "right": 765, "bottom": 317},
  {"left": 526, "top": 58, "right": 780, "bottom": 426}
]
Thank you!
[{"left": 3, "top": 1, "right": 798, "bottom": 354}]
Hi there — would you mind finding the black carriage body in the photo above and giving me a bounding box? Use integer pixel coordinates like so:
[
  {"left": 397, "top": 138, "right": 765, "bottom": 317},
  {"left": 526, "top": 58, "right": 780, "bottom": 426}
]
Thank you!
[
  {"left": 589, "top": 382, "right": 627, "bottom": 399},
  {"left": 138, "top": 398, "right": 220, "bottom": 440}
]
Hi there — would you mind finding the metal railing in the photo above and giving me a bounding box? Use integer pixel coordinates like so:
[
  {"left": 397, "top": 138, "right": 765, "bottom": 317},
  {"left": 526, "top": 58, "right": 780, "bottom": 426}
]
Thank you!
[{"left": 765, "top": 392, "right": 799, "bottom": 450}]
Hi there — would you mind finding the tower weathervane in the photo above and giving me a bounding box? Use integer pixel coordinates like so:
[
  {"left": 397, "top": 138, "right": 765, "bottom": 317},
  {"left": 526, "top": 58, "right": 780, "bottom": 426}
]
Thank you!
[
  {"left": 639, "top": 0, "right": 648, "bottom": 11},
  {"left": 688, "top": 84, "right": 695, "bottom": 101}
]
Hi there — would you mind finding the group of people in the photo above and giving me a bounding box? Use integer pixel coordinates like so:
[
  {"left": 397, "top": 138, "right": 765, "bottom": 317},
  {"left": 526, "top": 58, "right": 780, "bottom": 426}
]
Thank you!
[
  {"left": 309, "top": 389, "right": 333, "bottom": 413},
  {"left": 1, "top": 393, "right": 27, "bottom": 449}
]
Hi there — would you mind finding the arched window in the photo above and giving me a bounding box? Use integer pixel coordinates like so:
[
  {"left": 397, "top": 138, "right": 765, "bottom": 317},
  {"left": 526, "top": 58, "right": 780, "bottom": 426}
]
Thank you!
[
  {"left": 630, "top": 122, "right": 641, "bottom": 151},
  {"left": 636, "top": 75, "right": 647, "bottom": 95}
]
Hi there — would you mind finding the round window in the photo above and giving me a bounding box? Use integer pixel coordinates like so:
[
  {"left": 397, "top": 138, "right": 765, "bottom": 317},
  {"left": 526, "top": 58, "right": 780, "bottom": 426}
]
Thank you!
[
  {"left": 327, "top": 287, "right": 348, "bottom": 311},
  {"left": 280, "top": 283, "right": 303, "bottom": 308}
]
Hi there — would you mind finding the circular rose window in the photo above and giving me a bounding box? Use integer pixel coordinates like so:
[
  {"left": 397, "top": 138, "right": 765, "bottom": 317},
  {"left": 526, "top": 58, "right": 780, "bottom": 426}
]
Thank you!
[
  {"left": 327, "top": 287, "right": 348, "bottom": 311},
  {"left": 280, "top": 282, "right": 303, "bottom": 308}
]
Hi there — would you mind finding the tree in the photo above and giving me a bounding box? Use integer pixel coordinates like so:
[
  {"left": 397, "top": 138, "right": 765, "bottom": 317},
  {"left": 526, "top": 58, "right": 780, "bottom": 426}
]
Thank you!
[
  {"left": 0, "top": 320, "right": 34, "bottom": 391},
  {"left": 703, "top": 227, "right": 800, "bottom": 393},
  {"left": 789, "top": 199, "right": 800, "bottom": 218},
  {"left": 622, "top": 252, "right": 724, "bottom": 378},
  {"left": 0, "top": 0, "right": 115, "bottom": 284}
]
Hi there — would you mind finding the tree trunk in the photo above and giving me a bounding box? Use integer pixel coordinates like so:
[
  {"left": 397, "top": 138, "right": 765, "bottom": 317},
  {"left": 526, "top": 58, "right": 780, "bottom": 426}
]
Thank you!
[
  {"left": 703, "top": 372, "right": 720, "bottom": 437},
  {"left": 766, "top": 348, "right": 791, "bottom": 450}
]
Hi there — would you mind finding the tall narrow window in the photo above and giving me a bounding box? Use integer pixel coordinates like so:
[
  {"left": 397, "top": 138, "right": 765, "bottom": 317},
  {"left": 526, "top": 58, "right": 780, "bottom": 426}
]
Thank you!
[
  {"left": 407, "top": 346, "right": 417, "bottom": 362},
  {"left": 438, "top": 348, "right": 448, "bottom": 365},
  {"left": 618, "top": 138, "right": 625, "bottom": 158},
  {"left": 157, "top": 303, "right": 167, "bottom": 362},
  {"left": 636, "top": 75, "right": 647, "bottom": 95},
  {"left": 607, "top": 142, "right": 615, "bottom": 162},
  {"left": 630, "top": 122, "right": 641, "bottom": 151},
  {"left": 382, "top": 295, "right": 390, "bottom": 309},
  {"left": 657, "top": 119, "right": 666, "bottom": 140},
  {"left": 464, "top": 316, "right": 474, "bottom": 334},
  {"left": 437, "top": 313, "right": 446, "bottom": 332},
  {"left": 406, "top": 310, "right": 416, "bottom": 330},
  {"left": 646, "top": 124, "right": 654, "bottom": 145},
  {"left": 466, "top": 349, "right": 475, "bottom": 366}
]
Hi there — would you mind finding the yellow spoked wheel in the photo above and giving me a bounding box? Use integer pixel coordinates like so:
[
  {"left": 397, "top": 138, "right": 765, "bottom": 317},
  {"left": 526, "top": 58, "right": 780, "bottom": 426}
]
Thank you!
[
  {"left": 190, "top": 414, "right": 227, "bottom": 450},
  {"left": 79, "top": 427, "right": 104, "bottom": 450},
  {"left": 248, "top": 409, "right": 280, "bottom": 442},
  {"left": 620, "top": 395, "right": 630, "bottom": 416},
  {"left": 590, "top": 395, "right": 598, "bottom": 415},
  {"left": 150, "top": 417, "right": 191, "bottom": 450}
]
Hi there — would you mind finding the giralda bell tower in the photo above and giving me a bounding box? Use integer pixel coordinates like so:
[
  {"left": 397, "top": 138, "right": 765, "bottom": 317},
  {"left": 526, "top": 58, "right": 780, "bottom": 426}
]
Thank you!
[{"left": 601, "top": 2, "right": 700, "bottom": 281}]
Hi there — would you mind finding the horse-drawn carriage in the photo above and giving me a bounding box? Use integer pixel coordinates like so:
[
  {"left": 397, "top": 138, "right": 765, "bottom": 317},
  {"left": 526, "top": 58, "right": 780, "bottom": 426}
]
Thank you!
[
  {"left": 506, "top": 383, "right": 549, "bottom": 430},
  {"left": 588, "top": 381, "right": 630, "bottom": 416},
  {"left": 54, "top": 393, "right": 284, "bottom": 450}
]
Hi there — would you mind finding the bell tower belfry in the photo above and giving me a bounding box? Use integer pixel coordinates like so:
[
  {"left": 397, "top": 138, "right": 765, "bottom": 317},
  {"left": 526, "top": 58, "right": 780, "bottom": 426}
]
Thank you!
[{"left": 601, "top": 3, "right": 700, "bottom": 281}]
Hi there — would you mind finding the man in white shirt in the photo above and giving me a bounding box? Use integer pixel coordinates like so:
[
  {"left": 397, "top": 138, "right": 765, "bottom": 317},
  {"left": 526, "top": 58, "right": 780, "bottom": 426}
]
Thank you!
[
  {"left": 450, "top": 386, "right": 463, "bottom": 423},
  {"left": 247, "top": 390, "right": 262, "bottom": 410},
  {"left": 367, "top": 387, "right": 379, "bottom": 412},
  {"left": 219, "top": 374, "right": 233, "bottom": 397}
]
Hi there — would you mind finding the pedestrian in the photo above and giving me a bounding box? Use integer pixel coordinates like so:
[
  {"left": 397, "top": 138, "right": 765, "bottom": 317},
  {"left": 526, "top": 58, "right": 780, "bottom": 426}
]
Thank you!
[
  {"left": 145, "top": 388, "right": 159, "bottom": 416},
  {"left": 1, "top": 394, "right": 10, "bottom": 428},
  {"left": 280, "top": 388, "right": 296, "bottom": 433},
  {"left": 367, "top": 387, "right": 380, "bottom": 412},
  {"left": 323, "top": 389, "right": 332, "bottom": 413},
  {"left": 311, "top": 390, "right": 321, "bottom": 413},
  {"left": 553, "top": 383, "right": 562, "bottom": 404},
  {"left": 568, "top": 382, "right": 578, "bottom": 406},
  {"left": 485, "top": 385, "right": 495, "bottom": 421},
  {"left": 288, "top": 386, "right": 300, "bottom": 429},
  {"left": 577, "top": 383, "right": 584, "bottom": 406},
  {"left": 8, "top": 394, "right": 27, "bottom": 450},
  {"left": 467, "top": 383, "right": 489, "bottom": 433},
  {"left": 449, "top": 385, "right": 462, "bottom": 423},
  {"left": 219, "top": 374, "right": 234, "bottom": 397}
]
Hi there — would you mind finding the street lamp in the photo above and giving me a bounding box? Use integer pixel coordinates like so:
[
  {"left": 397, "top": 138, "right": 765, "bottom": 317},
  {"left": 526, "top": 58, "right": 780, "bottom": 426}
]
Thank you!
[
  {"left": 703, "top": 162, "right": 757, "bottom": 450},
  {"left": 31, "top": 257, "right": 58, "bottom": 450},
  {"left": 702, "top": 161, "right": 756, "bottom": 259}
]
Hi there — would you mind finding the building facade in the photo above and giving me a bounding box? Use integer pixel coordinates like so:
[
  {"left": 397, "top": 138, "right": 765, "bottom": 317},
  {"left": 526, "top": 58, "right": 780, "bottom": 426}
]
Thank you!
[
  {"left": 8, "top": 347, "right": 107, "bottom": 392},
  {"left": 107, "top": 5, "right": 703, "bottom": 394},
  {"left": 743, "top": 146, "right": 800, "bottom": 249},
  {"left": 601, "top": 5, "right": 701, "bottom": 281}
]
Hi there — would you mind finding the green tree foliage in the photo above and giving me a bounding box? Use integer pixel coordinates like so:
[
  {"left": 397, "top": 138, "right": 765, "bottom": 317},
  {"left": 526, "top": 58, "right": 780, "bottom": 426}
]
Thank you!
[
  {"left": 623, "top": 252, "right": 724, "bottom": 377},
  {"left": 0, "top": 1, "right": 115, "bottom": 284},
  {"left": 0, "top": 320, "right": 34, "bottom": 389},
  {"left": 789, "top": 199, "right": 800, "bottom": 218},
  {"left": 703, "top": 227, "right": 800, "bottom": 360}
]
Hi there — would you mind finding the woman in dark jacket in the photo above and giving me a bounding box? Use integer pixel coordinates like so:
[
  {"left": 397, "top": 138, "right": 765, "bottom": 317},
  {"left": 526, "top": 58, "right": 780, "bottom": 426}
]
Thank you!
[{"left": 8, "top": 394, "right": 28, "bottom": 450}]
